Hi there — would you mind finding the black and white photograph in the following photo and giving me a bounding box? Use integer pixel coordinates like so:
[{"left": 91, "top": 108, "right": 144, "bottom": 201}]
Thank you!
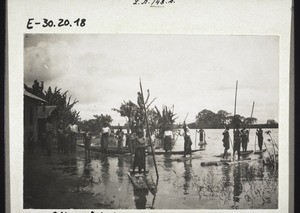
[
  {"left": 23, "top": 34, "right": 280, "bottom": 209},
  {"left": 6, "top": 0, "right": 293, "bottom": 212}
]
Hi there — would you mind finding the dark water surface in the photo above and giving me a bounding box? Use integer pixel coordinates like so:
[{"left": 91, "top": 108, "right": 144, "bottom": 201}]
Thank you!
[{"left": 25, "top": 129, "right": 278, "bottom": 209}]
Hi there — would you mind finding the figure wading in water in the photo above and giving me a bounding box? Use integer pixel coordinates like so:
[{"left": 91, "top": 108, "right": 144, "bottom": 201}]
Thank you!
[
  {"left": 256, "top": 127, "right": 263, "bottom": 151},
  {"left": 233, "top": 126, "right": 242, "bottom": 161},
  {"left": 222, "top": 126, "right": 230, "bottom": 158},
  {"left": 101, "top": 122, "right": 111, "bottom": 152},
  {"left": 180, "top": 123, "right": 192, "bottom": 157},
  {"left": 132, "top": 129, "right": 149, "bottom": 174},
  {"left": 163, "top": 125, "right": 173, "bottom": 153}
]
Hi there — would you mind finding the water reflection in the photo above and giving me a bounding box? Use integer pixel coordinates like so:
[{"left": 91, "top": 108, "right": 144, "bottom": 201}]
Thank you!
[
  {"left": 163, "top": 154, "right": 173, "bottom": 169},
  {"left": 220, "top": 165, "right": 232, "bottom": 205},
  {"left": 83, "top": 156, "right": 91, "bottom": 179},
  {"left": 116, "top": 157, "right": 124, "bottom": 183},
  {"left": 146, "top": 155, "right": 154, "bottom": 168},
  {"left": 199, "top": 144, "right": 206, "bottom": 150},
  {"left": 60, "top": 156, "right": 78, "bottom": 175},
  {"left": 232, "top": 164, "right": 242, "bottom": 208},
  {"left": 183, "top": 159, "right": 192, "bottom": 195},
  {"left": 100, "top": 154, "right": 110, "bottom": 185},
  {"left": 134, "top": 189, "right": 148, "bottom": 209},
  {"left": 149, "top": 179, "right": 159, "bottom": 209},
  {"left": 221, "top": 165, "right": 231, "bottom": 188}
]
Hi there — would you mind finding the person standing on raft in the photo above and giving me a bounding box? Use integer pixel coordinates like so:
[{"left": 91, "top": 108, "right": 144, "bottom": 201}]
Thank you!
[
  {"left": 233, "top": 126, "right": 242, "bottom": 161},
  {"left": 256, "top": 127, "right": 263, "bottom": 151},
  {"left": 163, "top": 125, "right": 173, "bottom": 153},
  {"left": 241, "top": 127, "right": 249, "bottom": 152},
  {"left": 180, "top": 123, "right": 192, "bottom": 157},
  {"left": 101, "top": 122, "right": 111, "bottom": 153},
  {"left": 83, "top": 131, "right": 91, "bottom": 157},
  {"left": 222, "top": 126, "right": 230, "bottom": 158},
  {"left": 116, "top": 127, "right": 124, "bottom": 153},
  {"left": 197, "top": 128, "right": 206, "bottom": 145},
  {"left": 132, "top": 129, "right": 148, "bottom": 174}
]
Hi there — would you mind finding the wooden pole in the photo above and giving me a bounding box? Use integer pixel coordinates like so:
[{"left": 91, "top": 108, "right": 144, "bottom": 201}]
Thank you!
[
  {"left": 139, "top": 78, "right": 159, "bottom": 180},
  {"left": 250, "top": 102, "right": 255, "bottom": 119},
  {"left": 183, "top": 113, "right": 189, "bottom": 124},
  {"left": 254, "top": 133, "right": 257, "bottom": 152},
  {"left": 248, "top": 101, "right": 255, "bottom": 150},
  {"left": 233, "top": 80, "right": 238, "bottom": 159},
  {"left": 233, "top": 80, "right": 238, "bottom": 127},
  {"left": 249, "top": 101, "right": 255, "bottom": 131},
  {"left": 194, "top": 130, "right": 197, "bottom": 150}
]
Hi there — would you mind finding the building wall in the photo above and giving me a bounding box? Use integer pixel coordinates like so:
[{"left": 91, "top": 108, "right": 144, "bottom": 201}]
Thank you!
[{"left": 24, "top": 97, "right": 39, "bottom": 146}]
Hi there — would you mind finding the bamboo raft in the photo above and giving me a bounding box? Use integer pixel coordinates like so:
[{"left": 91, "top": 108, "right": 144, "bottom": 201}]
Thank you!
[
  {"left": 201, "top": 157, "right": 254, "bottom": 167},
  {"left": 253, "top": 149, "right": 267, "bottom": 154},
  {"left": 127, "top": 171, "right": 156, "bottom": 190},
  {"left": 170, "top": 155, "right": 202, "bottom": 162},
  {"left": 223, "top": 157, "right": 252, "bottom": 165},
  {"left": 215, "top": 150, "right": 253, "bottom": 158},
  {"left": 78, "top": 144, "right": 132, "bottom": 154},
  {"left": 78, "top": 144, "right": 204, "bottom": 155},
  {"left": 201, "top": 158, "right": 232, "bottom": 166},
  {"left": 150, "top": 148, "right": 205, "bottom": 155},
  {"left": 215, "top": 153, "right": 232, "bottom": 157},
  {"left": 215, "top": 149, "right": 266, "bottom": 158},
  {"left": 240, "top": 150, "right": 254, "bottom": 155}
]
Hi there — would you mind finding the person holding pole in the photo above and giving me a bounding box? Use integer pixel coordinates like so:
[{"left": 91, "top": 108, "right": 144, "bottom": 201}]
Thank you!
[
  {"left": 233, "top": 125, "right": 241, "bottom": 161},
  {"left": 132, "top": 128, "right": 148, "bottom": 174},
  {"left": 116, "top": 127, "right": 124, "bottom": 153},
  {"left": 256, "top": 127, "right": 263, "bottom": 151},
  {"left": 222, "top": 126, "right": 230, "bottom": 158},
  {"left": 180, "top": 122, "right": 192, "bottom": 157},
  {"left": 139, "top": 78, "right": 159, "bottom": 180},
  {"left": 241, "top": 127, "right": 249, "bottom": 152}
]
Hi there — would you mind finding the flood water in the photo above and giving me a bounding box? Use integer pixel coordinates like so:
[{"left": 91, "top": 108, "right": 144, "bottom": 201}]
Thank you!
[{"left": 34, "top": 128, "right": 279, "bottom": 209}]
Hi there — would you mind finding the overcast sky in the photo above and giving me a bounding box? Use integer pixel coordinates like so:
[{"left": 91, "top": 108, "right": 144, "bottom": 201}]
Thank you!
[{"left": 24, "top": 34, "right": 279, "bottom": 125}]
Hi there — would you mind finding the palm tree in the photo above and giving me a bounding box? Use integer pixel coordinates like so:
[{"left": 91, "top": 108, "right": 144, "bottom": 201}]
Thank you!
[
  {"left": 112, "top": 89, "right": 156, "bottom": 134},
  {"left": 44, "top": 86, "right": 80, "bottom": 125},
  {"left": 112, "top": 100, "right": 139, "bottom": 133},
  {"left": 93, "top": 114, "right": 113, "bottom": 129},
  {"left": 152, "top": 105, "right": 178, "bottom": 139}
]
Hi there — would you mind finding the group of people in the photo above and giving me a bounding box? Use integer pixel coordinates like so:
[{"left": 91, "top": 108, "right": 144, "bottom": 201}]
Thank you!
[
  {"left": 222, "top": 125, "right": 264, "bottom": 160},
  {"left": 82, "top": 122, "right": 125, "bottom": 157},
  {"left": 56, "top": 122, "right": 79, "bottom": 156},
  {"left": 39, "top": 120, "right": 79, "bottom": 156}
]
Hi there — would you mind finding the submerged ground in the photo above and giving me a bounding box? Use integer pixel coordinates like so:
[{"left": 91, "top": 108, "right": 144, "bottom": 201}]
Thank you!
[{"left": 24, "top": 129, "right": 278, "bottom": 209}]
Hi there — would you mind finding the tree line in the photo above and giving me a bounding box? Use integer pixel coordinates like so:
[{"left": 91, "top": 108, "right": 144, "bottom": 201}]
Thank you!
[
  {"left": 25, "top": 80, "right": 278, "bottom": 134},
  {"left": 188, "top": 109, "right": 278, "bottom": 129}
]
